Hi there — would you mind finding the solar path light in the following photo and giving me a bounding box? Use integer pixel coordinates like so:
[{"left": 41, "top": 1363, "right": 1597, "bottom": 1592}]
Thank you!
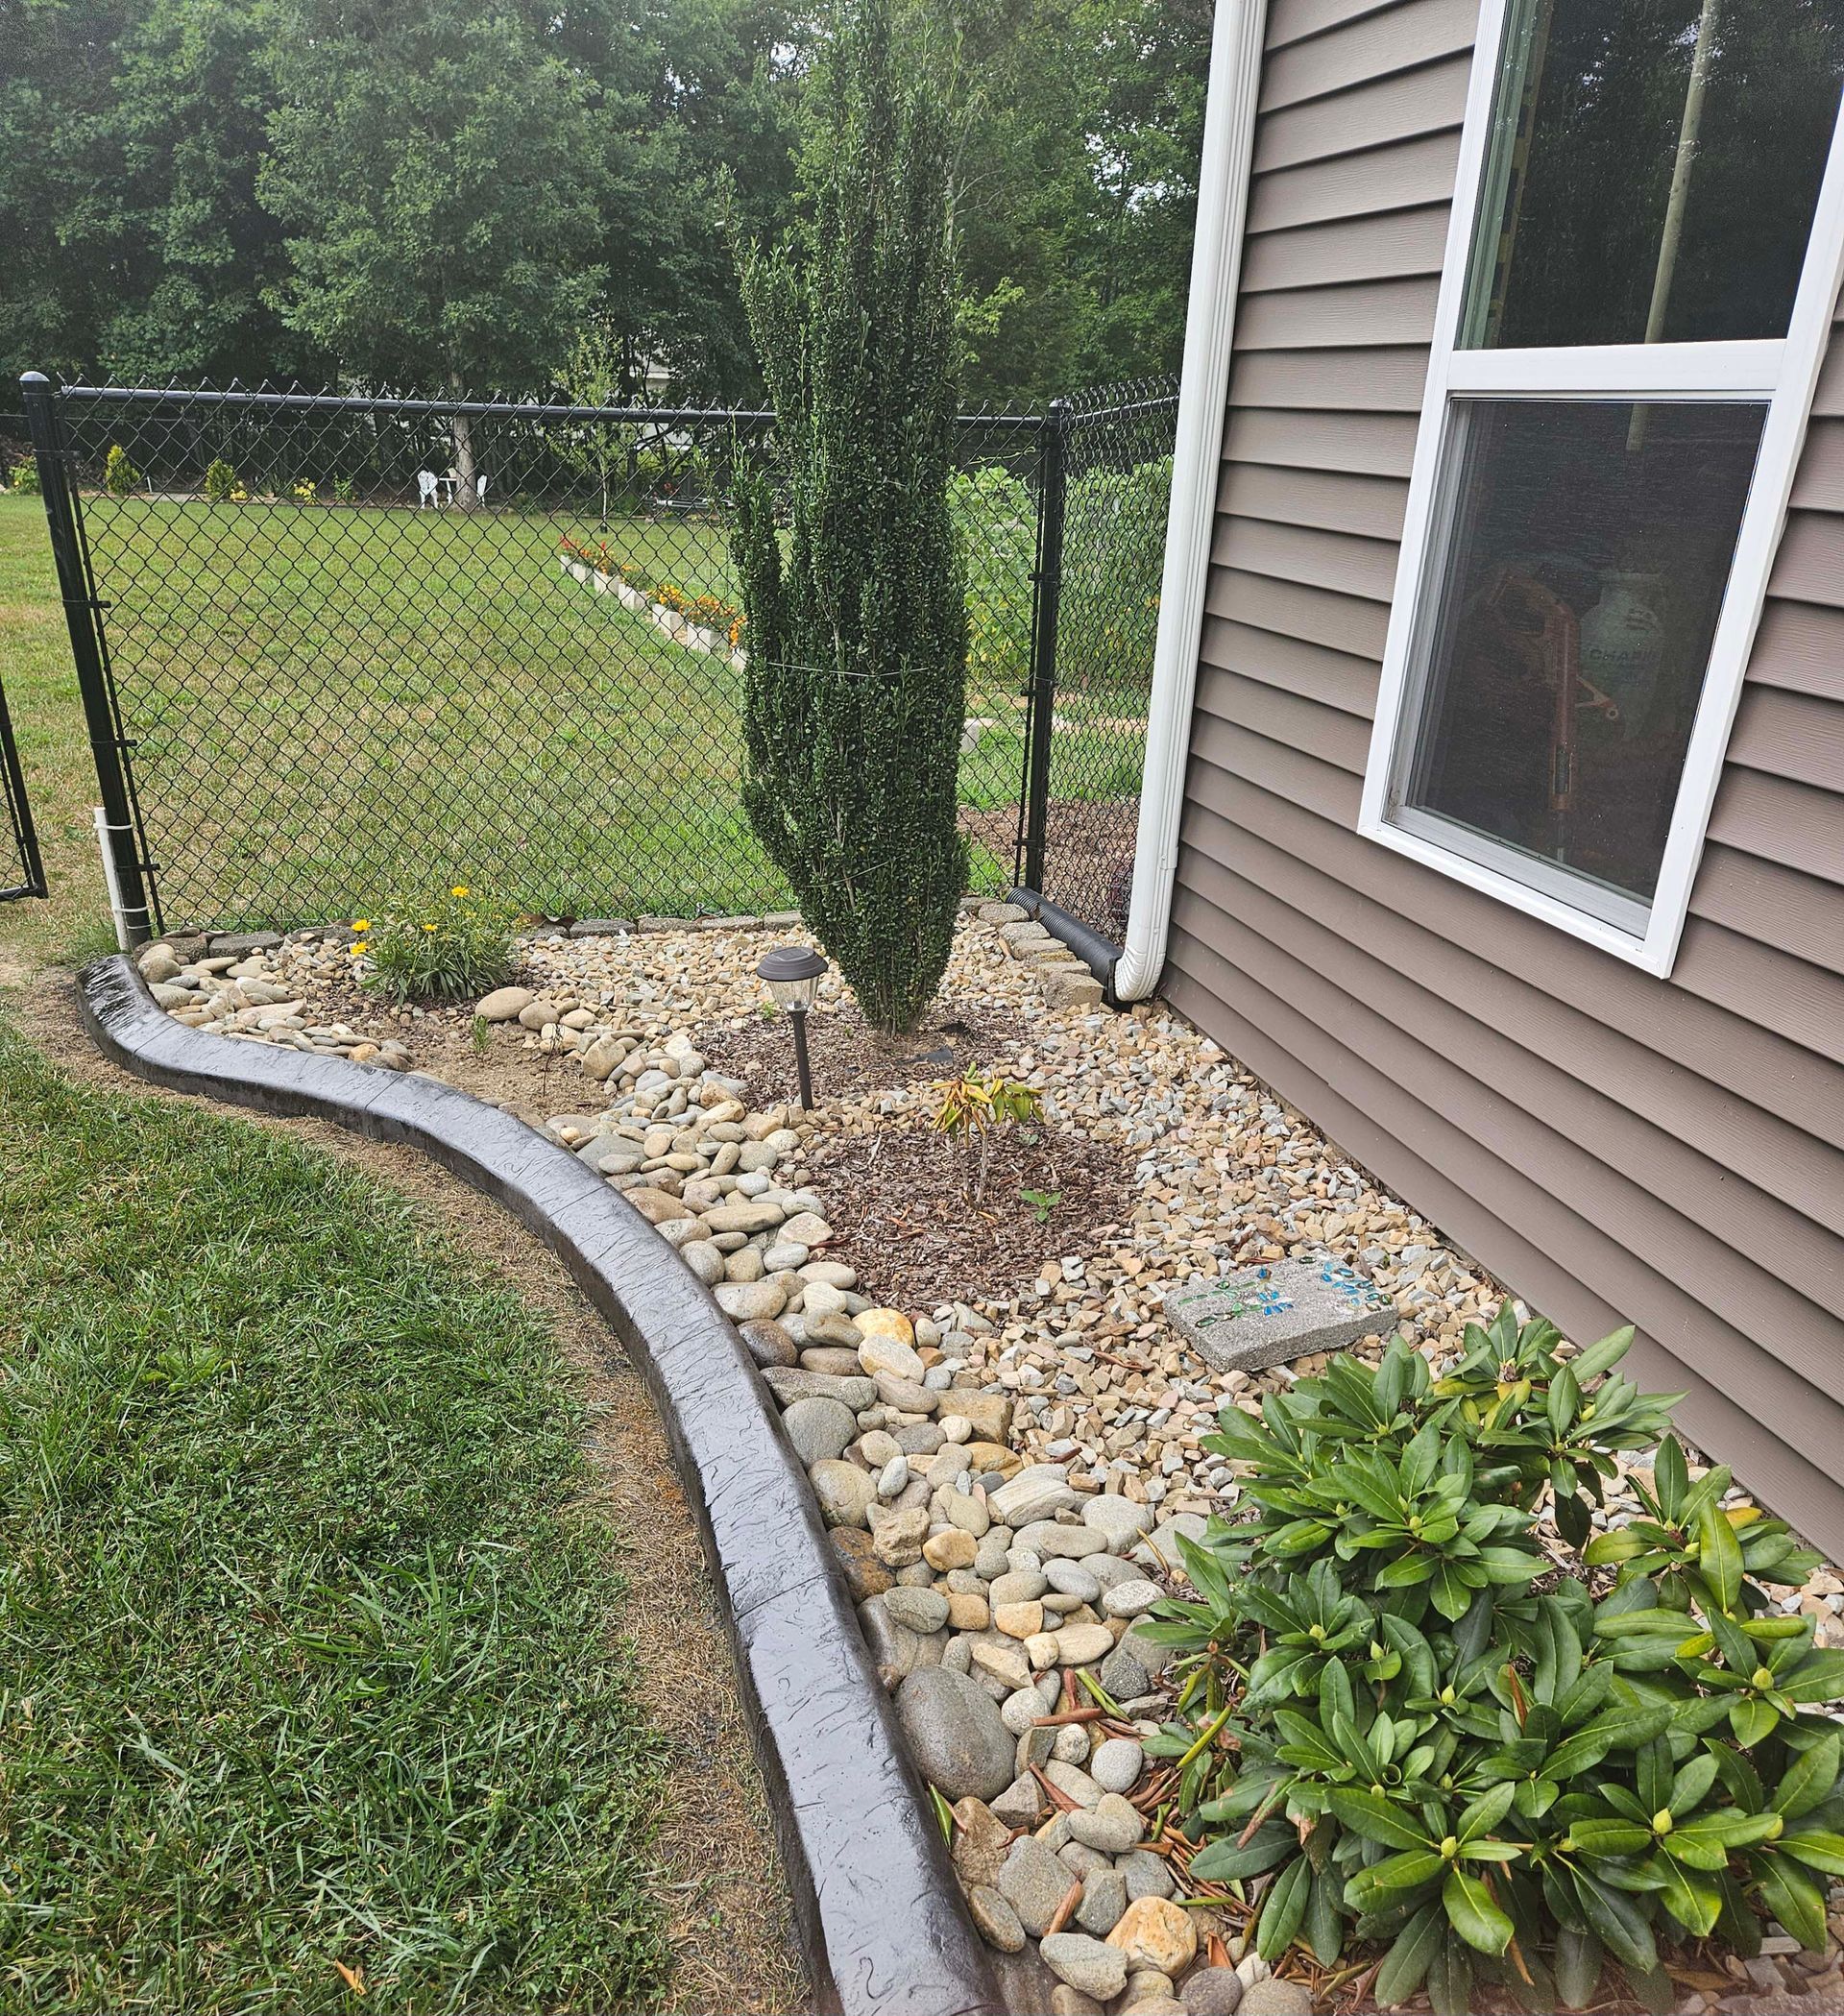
[{"left": 755, "top": 944, "right": 828, "bottom": 1109}]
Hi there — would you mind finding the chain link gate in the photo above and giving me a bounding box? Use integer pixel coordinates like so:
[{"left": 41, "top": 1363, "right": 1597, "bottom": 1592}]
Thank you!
[
  {"left": 26, "top": 371, "right": 1172, "bottom": 947},
  {"left": 1016, "top": 378, "right": 1181, "bottom": 945},
  {"left": 0, "top": 403, "right": 47, "bottom": 903},
  {"left": 0, "top": 669, "right": 45, "bottom": 903}
]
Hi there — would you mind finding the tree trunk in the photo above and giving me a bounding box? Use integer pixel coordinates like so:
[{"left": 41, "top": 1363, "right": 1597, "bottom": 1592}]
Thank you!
[{"left": 449, "top": 377, "right": 478, "bottom": 510}]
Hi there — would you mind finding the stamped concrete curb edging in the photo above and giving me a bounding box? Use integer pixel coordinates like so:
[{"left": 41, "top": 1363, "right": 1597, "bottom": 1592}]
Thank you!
[{"left": 78, "top": 954, "right": 1002, "bottom": 2016}]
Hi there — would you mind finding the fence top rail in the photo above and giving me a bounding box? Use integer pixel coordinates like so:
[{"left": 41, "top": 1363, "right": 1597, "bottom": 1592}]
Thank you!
[
  {"left": 41, "top": 381, "right": 1052, "bottom": 431},
  {"left": 1065, "top": 393, "right": 1181, "bottom": 425}
]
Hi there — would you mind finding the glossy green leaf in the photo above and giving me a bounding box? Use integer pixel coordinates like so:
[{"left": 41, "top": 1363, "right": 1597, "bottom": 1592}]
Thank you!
[
  {"left": 1443, "top": 1866, "right": 1514, "bottom": 1955},
  {"left": 1374, "top": 1902, "right": 1444, "bottom": 2006},
  {"left": 1553, "top": 1925, "right": 1604, "bottom": 2010},
  {"left": 1347, "top": 1848, "right": 1446, "bottom": 1910},
  {"left": 1572, "top": 1871, "right": 1658, "bottom": 1974},
  {"left": 1754, "top": 1849, "right": 1829, "bottom": 1951},
  {"left": 1653, "top": 1855, "right": 1722, "bottom": 1937},
  {"left": 1187, "top": 1819, "right": 1298, "bottom": 1882},
  {"left": 1780, "top": 1827, "right": 1844, "bottom": 1878},
  {"left": 1255, "top": 1852, "right": 1311, "bottom": 1961},
  {"left": 1325, "top": 1788, "right": 1430, "bottom": 1853},
  {"left": 1649, "top": 1439, "right": 1688, "bottom": 1523},
  {"left": 1697, "top": 1501, "right": 1743, "bottom": 1616}
]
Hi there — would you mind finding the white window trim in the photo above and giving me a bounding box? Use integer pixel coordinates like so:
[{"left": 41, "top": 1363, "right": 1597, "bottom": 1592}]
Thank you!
[{"left": 1357, "top": 0, "right": 1844, "bottom": 979}]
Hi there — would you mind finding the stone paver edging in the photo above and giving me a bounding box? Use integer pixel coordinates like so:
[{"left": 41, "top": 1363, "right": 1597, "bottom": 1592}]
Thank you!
[{"left": 77, "top": 954, "right": 1001, "bottom": 2016}]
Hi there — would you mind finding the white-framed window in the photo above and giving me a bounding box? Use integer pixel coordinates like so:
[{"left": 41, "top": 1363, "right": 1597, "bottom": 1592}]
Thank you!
[{"left": 1358, "top": 0, "right": 1844, "bottom": 976}]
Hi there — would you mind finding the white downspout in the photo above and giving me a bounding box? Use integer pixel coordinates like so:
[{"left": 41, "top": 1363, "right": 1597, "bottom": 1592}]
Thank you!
[{"left": 1114, "top": 0, "right": 1270, "bottom": 1001}]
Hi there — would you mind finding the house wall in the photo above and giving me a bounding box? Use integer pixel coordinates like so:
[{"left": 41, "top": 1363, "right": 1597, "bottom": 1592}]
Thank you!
[{"left": 1167, "top": 0, "right": 1844, "bottom": 1552}]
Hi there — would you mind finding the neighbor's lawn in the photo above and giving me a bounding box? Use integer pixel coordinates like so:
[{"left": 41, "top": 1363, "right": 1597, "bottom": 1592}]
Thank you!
[
  {"left": 0, "top": 491, "right": 1145, "bottom": 944},
  {"left": 0, "top": 1024, "right": 670, "bottom": 2012},
  {"left": 0, "top": 498, "right": 109, "bottom": 965}
]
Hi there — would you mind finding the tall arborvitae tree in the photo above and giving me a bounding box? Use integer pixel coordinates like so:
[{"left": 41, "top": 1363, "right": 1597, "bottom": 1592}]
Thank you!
[{"left": 733, "top": 0, "right": 968, "bottom": 1034}]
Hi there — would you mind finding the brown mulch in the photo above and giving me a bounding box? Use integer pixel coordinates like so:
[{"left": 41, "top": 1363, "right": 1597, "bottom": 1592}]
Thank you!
[
  {"left": 958, "top": 793, "right": 1140, "bottom": 938},
  {"left": 807, "top": 1118, "right": 1132, "bottom": 1312},
  {"left": 698, "top": 999, "right": 1032, "bottom": 1111}
]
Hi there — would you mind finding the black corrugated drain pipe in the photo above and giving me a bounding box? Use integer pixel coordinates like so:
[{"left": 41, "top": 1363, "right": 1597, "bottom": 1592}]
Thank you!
[{"left": 1007, "top": 887, "right": 1123, "bottom": 1008}]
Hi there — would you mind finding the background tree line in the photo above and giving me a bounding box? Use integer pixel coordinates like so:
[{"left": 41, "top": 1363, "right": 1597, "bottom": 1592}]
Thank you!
[{"left": 0, "top": 0, "right": 1210, "bottom": 408}]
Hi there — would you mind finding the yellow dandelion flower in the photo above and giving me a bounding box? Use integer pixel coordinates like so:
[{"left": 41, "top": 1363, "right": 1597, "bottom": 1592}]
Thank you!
[
  {"left": 348, "top": 941, "right": 366, "bottom": 958},
  {"left": 450, "top": 885, "right": 470, "bottom": 898},
  {"left": 423, "top": 921, "right": 438, "bottom": 932},
  {"left": 352, "top": 918, "right": 371, "bottom": 932}
]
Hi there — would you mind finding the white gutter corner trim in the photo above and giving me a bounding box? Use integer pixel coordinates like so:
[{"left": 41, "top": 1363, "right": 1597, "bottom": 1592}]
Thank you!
[{"left": 1114, "top": 0, "right": 1269, "bottom": 1002}]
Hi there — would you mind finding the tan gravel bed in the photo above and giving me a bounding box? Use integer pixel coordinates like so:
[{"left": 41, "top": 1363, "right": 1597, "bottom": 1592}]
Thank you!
[{"left": 128, "top": 911, "right": 1844, "bottom": 2014}]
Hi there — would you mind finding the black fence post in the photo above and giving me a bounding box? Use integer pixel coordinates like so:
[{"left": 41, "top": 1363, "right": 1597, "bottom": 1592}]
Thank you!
[
  {"left": 1020, "top": 396, "right": 1070, "bottom": 894},
  {"left": 21, "top": 372, "right": 155, "bottom": 943}
]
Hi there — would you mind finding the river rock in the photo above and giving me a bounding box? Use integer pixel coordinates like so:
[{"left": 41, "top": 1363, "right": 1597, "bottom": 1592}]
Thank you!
[
  {"left": 737, "top": 1317, "right": 798, "bottom": 1369},
  {"left": 988, "top": 1465, "right": 1078, "bottom": 1526},
  {"left": 1237, "top": 1982, "right": 1312, "bottom": 2016},
  {"left": 885, "top": 1586, "right": 950, "bottom": 1635},
  {"left": 859, "top": 1331, "right": 926, "bottom": 1383},
  {"left": 895, "top": 1666, "right": 1015, "bottom": 1802},
  {"left": 996, "top": 1834, "right": 1072, "bottom": 1936},
  {"left": 1183, "top": 1967, "right": 1245, "bottom": 2016},
  {"left": 949, "top": 1796, "right": 1013, "bottom": 1890},
  {"left": 715, "top": 1279, "right": 787, "bottom": 1321},
  {"left": 782, "top": 1395, "right": 857, "bottom": 1466},
  {"left": 966, "top": 1884, "right": 1026, "bottom": 1955},
  {"left": 1102, "top": 1578, "right": 1163, "bottom": 1619},
  {"left": 830, "top": 1527, "right": 893, "bottom": 1601},
  {"left": 868, "top": 1501, "right": 929, "bottom": 1567},
  {"left": 1081, "top": 1494, "right": 1156, "bottom": 1552},
  {"left": 810, "top": 1458, "right": 877, "bottom": 1528},
  {"left": 625, "top": 1186, "right": 693, "bottom": 1225},
  {"left": 1090, "top": 1737, "right": 1144, "bottom": 1793},
  {"left": 761, "top": 1368, "right": 876, "bottom": 1409},
  {"left": 475, "top": 985, "right": 534, "bottom": 1021},
  {"left": 1068, "top": 1792, "right": 1142, "bottom": 1853},
  {"left": 1040, "top": 1934, "right": 1127, "bottom": 2003},
  {"left": 1076, "top": 1867, "right": 1128, "bottom": 1937},
  {"left": 1105, "top": 1896, "right": 1197, "bottom": 1976}
]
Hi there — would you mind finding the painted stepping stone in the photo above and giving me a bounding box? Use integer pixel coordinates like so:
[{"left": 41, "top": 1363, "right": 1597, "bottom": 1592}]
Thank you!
[{"left": 1164, "top": 1253, "right": 1395, "bottom": 1373}]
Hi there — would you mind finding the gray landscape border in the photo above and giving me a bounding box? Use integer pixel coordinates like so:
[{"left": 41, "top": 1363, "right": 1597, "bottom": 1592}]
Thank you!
[{"left": 78, "top": 953, "right": 1002, "bottom": 2016}]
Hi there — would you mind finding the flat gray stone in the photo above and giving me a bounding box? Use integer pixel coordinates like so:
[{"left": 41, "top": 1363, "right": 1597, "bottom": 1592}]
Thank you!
[
  {"left": 1164, "top": 1253, "right": 1394, "bottom": 1372},
  {"left": 1067, "top": 1791, "right": 1142, "bottom": 1853},
  {"left": 1040, "top": 1933, "right": 1127, "bottom": 2002},
  {"left": 884, "top": 1586, "right": 950, "bottom": 1635},
  {"left": 1120, "top": 1848, "right": 1176, "bottom": 1902},
  {"left": 761, "top": 1367, "right": 876, "bottom": 1410},
  {"left": 988, "top": 1464, "right": 1078, "bottom": 1525},
  {"left": 1076, "top": 1866, "right": 1128, "bottom": 1935},
  {"left": 998, "top": 1834, "right": 1076, "bottom": 1936}
]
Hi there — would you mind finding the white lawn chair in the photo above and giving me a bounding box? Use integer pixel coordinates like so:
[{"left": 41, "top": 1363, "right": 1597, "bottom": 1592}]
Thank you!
[{"left": 416, "top": 469, "right": 439, "bottom": 508}]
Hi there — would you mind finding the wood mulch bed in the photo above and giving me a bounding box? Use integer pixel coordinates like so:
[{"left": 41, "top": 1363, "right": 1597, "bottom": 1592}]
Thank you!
[
  {"left": 806, "top": 1119, "right": 1131, "bottom": 1312},
  {"left": 697, "top": 1000, "right": 1032, "bottom": 1112}
]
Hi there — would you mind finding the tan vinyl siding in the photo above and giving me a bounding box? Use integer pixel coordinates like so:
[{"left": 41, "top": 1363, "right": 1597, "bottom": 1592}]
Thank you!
[{"left": 1172, "top": 0, "right": 1844, "bottom": 1555}]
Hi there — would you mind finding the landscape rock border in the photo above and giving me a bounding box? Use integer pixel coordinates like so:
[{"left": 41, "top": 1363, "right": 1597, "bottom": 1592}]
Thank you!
[{"left": 77, "top": 953, "right": 1003, "bottom": 2016}]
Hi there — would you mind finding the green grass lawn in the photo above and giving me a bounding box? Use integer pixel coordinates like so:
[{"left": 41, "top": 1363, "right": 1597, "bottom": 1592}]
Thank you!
[
  {"left": 0, "top": 489, "right": 1146, "bottom": 942},
  {"left": 0, "top": 1025, "right": 671, "bottom": 2012}
]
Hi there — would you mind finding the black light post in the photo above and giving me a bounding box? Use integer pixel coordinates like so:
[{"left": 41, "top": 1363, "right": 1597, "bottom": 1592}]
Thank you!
[{"left": 756, "top": 945, "right": 828, "bottom": 1109}]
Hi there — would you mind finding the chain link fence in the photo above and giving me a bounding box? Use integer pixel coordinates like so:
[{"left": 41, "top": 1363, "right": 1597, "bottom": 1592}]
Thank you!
[
  {"left": 1019, "top": 378, "right": 1179, "bottom": 941},
  {"left": 33, "top": 375, "right": 1175, "bottom": 942}
]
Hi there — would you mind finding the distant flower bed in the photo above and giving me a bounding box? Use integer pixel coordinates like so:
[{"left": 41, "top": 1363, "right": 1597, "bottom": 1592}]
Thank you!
[{"left": 558, "top": 536, "right": 746, "bottom": 651}]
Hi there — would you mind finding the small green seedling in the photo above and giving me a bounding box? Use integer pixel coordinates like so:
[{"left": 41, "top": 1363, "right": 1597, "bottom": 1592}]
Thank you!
[{"left": 1018, "top": 1186, "right": 1061, "bottom": 1224}]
